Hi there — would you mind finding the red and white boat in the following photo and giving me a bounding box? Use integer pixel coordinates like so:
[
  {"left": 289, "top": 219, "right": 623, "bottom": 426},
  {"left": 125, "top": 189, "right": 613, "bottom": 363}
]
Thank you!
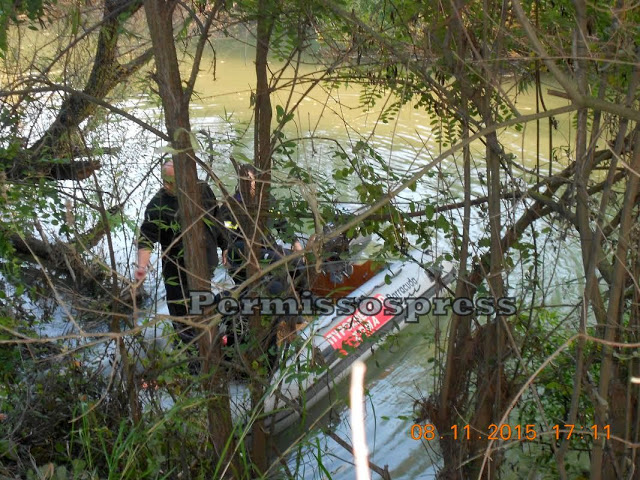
[{"left": 230, "top": 246, "right": 456, "bottom": 433}]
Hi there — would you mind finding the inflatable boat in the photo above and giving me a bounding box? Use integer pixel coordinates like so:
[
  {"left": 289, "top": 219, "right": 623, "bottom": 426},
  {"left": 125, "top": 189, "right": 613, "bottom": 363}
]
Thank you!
[{"left": 227, "top": 246, "right": 456, "bottom": 434}]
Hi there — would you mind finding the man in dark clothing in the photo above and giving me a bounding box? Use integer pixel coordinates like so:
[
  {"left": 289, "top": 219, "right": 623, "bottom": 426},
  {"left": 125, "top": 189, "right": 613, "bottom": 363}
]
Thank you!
[
  {"left": 135, "top": 160, "right": 228, "bottom": 344},
  {"left": 219, "top": 163, "right": 302, "bottom": 283}
]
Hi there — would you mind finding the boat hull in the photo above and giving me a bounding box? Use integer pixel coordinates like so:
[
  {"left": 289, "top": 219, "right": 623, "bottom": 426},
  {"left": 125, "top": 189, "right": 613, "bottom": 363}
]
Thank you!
[{"left": 231, "top": 257, "right": 456, "bottom": 434}]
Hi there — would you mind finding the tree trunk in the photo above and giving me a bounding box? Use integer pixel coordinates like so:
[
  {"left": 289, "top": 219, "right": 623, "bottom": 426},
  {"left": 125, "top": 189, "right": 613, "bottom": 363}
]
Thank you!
[
  {"left": 23, "top": 0, "right": 149, "bottom": 179},
  {"left": 466, "top": 115, "right": 506, "bottom": 480},
  {"left": 591, "top": 130, "right": 640, "bottom": 479},
  {"left": 143, "top": 1, "right": 236, "bottom": 474},
  {"left": 246, "top": 0, "right": 276, "bottom": 473}
]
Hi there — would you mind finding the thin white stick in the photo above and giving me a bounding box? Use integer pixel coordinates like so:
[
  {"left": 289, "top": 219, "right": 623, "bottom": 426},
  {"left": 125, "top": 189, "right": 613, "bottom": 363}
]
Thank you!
[{"left": 350, "top": 361, "right": 371, "bottom": 480}]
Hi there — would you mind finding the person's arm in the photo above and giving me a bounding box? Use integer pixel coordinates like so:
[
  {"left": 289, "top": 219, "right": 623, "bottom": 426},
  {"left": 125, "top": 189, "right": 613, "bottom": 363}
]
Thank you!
[
  {"left": 201, "top": 182, "right": 230, "bottom": 264},
  {"left": 135, "top": 194, "right": 161, "bottom": 281},
  {"left": 135, "top": 248, "right": 152, "bottom": 281},
  {"left": 214, "top": 211, "right": 230, "bottom": 252},
  {"left": 217, "top": 219, "right": 230, "bottom": 266}
]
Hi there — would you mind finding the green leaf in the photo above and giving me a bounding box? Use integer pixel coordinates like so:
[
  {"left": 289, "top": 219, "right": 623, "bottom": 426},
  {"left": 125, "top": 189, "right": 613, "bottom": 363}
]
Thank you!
[
  {"left": 188, "top": 130, "right": 201, "bottom": 152},
  {"left": 70, "top": 7, "right": 80, "bottom": 35},
  {"left": 424, "top": 204, "right": 435, "bottom": 220},
  {"left": 478, "top": 237, "right": 491, "bottom": 248},
  {"left": 435, "top": 214, "right": 449, "bottom": 231},
  {"left": 55, "top": 466, "right": 68, "bottom": 480}
]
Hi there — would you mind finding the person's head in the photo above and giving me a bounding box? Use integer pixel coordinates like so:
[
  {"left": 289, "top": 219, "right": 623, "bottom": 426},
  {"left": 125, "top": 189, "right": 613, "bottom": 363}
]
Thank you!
[
  {"left": 161, "top": 160, "right": 175, "bottom": 194},
  {"left": 237, "top": 163, "right": 257, "bottom": 197}
]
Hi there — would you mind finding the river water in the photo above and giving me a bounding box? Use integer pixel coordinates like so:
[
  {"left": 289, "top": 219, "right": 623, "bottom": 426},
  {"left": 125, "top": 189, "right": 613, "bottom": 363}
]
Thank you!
[{"left": 34, "top": 37, "right": 583, "bottom": 479}]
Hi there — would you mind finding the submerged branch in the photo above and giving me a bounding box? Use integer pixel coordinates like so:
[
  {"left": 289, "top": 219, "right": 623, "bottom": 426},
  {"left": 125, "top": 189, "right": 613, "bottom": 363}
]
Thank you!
[{"left": 7, "top": 204, "right": 124, "bottom": 283}]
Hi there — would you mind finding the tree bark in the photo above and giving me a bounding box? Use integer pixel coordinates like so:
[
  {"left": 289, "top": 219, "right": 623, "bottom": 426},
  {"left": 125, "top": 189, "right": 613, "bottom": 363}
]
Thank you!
[
  {"left": 8, "top": 0, "right": 151, "bottom": 182},
  {"left": 246, "top": 0, "right": 276, "bottom": 473},
  {"left": 32, "top": 0, "right": 144, "bottom": 155},
  {"left": 143, "top": 1, "right": 236, "bottom": 474},
  {"left": 591, "top": 129, "right": 640, "bottom": 479}
]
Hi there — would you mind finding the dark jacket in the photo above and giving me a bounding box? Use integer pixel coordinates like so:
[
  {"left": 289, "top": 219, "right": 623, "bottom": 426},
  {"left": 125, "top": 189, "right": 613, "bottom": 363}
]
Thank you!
[
  {"left": 138, "top": 182, "right": 228, "bottom": 275},
  {"left": 219, "top": 191, "right": 296, "bottom": 248}
]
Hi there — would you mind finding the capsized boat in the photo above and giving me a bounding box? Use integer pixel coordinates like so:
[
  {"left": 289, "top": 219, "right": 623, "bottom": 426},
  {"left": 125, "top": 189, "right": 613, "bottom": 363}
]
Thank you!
[{"left": 229, "top": 245, "right": 456, "bottom": 434}]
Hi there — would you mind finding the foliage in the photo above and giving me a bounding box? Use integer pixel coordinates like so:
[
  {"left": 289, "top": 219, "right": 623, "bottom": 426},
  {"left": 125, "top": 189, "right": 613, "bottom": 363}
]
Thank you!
[
  {"left": 0, "top": 0, "right": 46, "bottom": 54},
  {"left": 0, "top": 348, "right": 246, "bottom": 479},
  {"left": 0, "top": 0, "right": 639, "bottom": 478}
]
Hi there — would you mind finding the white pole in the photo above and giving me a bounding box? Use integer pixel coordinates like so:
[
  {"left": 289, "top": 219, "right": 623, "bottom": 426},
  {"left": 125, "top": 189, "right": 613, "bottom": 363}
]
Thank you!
[{"left": 350, "top": 361, "right": 371, "bottom": 480}]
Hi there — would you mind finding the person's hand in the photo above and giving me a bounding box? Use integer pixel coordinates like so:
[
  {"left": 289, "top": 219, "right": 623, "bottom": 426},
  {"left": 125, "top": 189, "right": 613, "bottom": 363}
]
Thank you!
[
  {"left": 222, "top": 249, "right": 228, "bottom": 267},
  {"left": 134, "top": 265, "right": 147, "bottom": 282}
]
